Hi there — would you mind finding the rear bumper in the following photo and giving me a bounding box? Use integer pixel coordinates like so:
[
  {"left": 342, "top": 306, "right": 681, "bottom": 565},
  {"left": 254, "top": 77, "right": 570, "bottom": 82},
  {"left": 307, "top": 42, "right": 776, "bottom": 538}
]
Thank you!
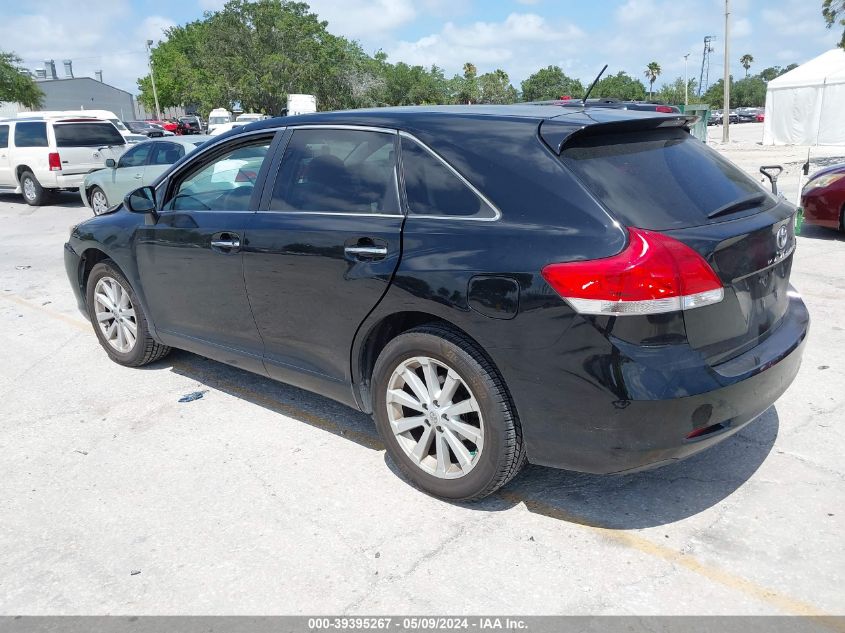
[
  {"left": 511, "top": 289, "right": 809, "bottom": 474},
  {"left": 55, "top": 173, "right": 86, "bottom": 189}
]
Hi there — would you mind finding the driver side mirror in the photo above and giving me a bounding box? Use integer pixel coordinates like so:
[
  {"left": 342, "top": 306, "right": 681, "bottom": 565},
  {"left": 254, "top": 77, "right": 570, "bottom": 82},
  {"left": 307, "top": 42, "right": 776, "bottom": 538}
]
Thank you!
[
  {"left": 125, "top": 186, "right": 157, "bottom": 215},
  {"left": 105, "top": 158, "right": 116, "bottom": 169}
]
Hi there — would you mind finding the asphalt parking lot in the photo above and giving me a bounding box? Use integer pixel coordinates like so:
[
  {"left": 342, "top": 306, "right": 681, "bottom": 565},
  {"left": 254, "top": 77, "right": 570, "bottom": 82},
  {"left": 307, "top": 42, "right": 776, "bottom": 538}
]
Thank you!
[{"left": 1, "top": 142, "right": 844, "bottom": 614}]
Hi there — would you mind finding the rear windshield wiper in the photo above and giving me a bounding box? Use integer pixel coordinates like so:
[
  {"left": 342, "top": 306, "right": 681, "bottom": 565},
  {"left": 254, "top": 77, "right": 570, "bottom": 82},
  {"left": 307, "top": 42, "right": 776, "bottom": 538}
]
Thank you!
[{"left": 707, "top": 193, "right": 768, "bottom": 219}]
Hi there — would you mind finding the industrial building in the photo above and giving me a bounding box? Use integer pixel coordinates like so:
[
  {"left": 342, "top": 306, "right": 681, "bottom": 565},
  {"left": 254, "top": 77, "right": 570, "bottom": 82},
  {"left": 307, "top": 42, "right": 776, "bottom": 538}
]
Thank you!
[{"left": 12, "top": 59, "right": 137, "bottom": 120}]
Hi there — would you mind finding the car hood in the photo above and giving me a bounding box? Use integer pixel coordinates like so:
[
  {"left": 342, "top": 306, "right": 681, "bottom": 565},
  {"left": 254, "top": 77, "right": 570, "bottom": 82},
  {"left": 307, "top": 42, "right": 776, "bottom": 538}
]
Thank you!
[{"left": 806, "top": 162, "right": 845, "bottom": 183}]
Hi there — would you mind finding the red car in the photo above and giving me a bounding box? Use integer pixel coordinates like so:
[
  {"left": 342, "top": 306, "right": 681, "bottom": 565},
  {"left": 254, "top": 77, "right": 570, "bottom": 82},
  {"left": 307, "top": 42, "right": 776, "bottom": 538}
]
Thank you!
[
  {"left": 756, "top": 111, "right": 765, "bottom": 122},
  {"left": 147, "top": 119, "right": 179, "bottom": 134},
  {"left": 801, "top": 163, "right": 845, "bottom": 231}
]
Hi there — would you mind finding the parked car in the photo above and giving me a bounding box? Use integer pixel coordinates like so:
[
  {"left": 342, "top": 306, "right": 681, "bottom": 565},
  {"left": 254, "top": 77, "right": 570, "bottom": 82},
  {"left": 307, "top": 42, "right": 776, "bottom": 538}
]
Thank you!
[
  {"left": 125, "top": 121, "right": 165, "bottom": 138},
  {"left": 80, "top": 136, "right": 211, "bottom": 214},
  {"left": 208, "top": 121, "right": 245, "bottom": 136},
  {"left": 145, "top": 120, "right": 176, "bottom": 136},
  {"left": 0, "top": 116, "right": 126, "bottom": 205},
  {"left": 801, "top": 163, "right": 845, "bottom": 232},
  {"left": 63, "top": 105, "right": 808, "bottom": 500},
  {"left": 709, "top": 109, "right": 739, "bottom": 125},
  {"left": 735, "top": 107, "right": 762, "bottom": 123},
  {"left": 756, "top": 110, "right": 766, "bottom": 122},
  {"left": 207, "top": 108, "right": 233, "bottom": 134},
  {"left": 178, "top": 116, "right": 203, "bottom": 135},
  {"left": 235, "top": 113, "right": 267, "bottom": 123}
]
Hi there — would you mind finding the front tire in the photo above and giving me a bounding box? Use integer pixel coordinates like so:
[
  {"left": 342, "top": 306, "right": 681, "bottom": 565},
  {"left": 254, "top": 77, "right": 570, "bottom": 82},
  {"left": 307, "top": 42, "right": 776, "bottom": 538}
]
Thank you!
[
  {"left": 372, "top": 325, "right": 526, "bottom": 501},
  {"left": 85, "top": 260, "right": 170, "bottom": 367},
  {"left": 90, "top": 186, "right": 109, "bottom": 215},
  {"left": 20, "top": 171, "right": 47, "bottom": 206}
]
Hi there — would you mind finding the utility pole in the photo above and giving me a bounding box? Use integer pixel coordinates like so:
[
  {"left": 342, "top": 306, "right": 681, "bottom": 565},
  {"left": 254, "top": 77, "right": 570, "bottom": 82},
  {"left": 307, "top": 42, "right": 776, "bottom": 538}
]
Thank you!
[
  {"left": 684, "top": 53, "right": 690, "bottom": 105},
  {"left": 722, "top": 0, "right": 731, "bottom": 143},
  {"left": 146, "top": 39, "right": 161, "bottom": 120}
]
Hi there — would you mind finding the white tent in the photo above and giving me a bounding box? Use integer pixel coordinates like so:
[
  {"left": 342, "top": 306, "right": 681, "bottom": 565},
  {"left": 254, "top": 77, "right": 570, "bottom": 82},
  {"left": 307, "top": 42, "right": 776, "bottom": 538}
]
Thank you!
[{"left": 763, "top": 49, "right": 845, "bottom": 146}]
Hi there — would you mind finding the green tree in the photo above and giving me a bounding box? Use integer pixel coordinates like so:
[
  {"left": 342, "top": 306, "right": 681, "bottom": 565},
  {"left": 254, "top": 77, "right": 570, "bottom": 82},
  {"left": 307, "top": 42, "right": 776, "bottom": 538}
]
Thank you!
[
  {"left": 655, "top": 76, "right": 698, "bottom": 105},
  {"left": 592, "top": 71, "right": 647, "bottom": 100},
  {"left": 477, "top": 69, "right": 518, "bottom": 104},
  {"left": 644, "top": 61, "right": 661, "bottom": 98},
  {"left": 137, "top": 0, "right": 377, "bottom": 116},
  {"left": 731, "top": 77, "right": 767, "bottom": 107},
  {"left": 0, "top": 52, "right": 43, "bottom": 108},
  {"left": 520, "top": 65, "right": 584, "bottom": 101},
  {"left": 823, "top": 0, "right": 845, "bottom": 49},
  {"left": 740, "top": 53, "right": 754, "bottom": 78}
]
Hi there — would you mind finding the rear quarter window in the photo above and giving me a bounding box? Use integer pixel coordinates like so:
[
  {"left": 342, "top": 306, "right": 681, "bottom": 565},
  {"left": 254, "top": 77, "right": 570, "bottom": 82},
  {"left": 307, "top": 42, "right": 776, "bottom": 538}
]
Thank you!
[
  {"left": 0, "top": 125, "right": 8, "bottom": 148},
  {"left": 14, "top": 122, "right": 48, "bottom": 147},
  {"left": 54, "top": 122, "right": 125, "bottom": 147},
  {"left": 560, "top": 128, "right": 771, "bottom": 230}
]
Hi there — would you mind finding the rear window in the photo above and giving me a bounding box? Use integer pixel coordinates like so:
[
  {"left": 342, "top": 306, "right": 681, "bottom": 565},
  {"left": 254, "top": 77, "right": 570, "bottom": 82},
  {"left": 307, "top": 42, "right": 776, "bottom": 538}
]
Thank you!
[
  {"left": 54, "top": 122, "right": 124, "bottom": 147},
  {"left": 560, "top": 128, "right": 770, "bottom": 230},
  {"left": 14, "top": 122, "right": 48, "bottom": 147}
]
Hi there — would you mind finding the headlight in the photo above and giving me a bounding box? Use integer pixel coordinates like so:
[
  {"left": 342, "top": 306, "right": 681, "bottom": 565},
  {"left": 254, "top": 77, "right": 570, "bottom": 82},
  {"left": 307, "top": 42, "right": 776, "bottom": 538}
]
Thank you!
[{"left": 803, "top": 173, "right": 845, "bottom": 193}]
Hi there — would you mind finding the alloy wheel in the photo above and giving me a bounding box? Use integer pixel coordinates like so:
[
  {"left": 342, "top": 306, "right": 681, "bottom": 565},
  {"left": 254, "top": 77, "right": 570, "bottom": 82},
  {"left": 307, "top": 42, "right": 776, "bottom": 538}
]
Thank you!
[
  {"left": 93, "top": 276, "right": 138, "bottom": 353},
  {"left": 91, "top": 190, "right": 109, "bottom": 215},
  {"left": 386, "top": 356, "right": 484, "bottom": 479},
  {"left": 22, "top": 178, "right": 36, "bottom": 202}
]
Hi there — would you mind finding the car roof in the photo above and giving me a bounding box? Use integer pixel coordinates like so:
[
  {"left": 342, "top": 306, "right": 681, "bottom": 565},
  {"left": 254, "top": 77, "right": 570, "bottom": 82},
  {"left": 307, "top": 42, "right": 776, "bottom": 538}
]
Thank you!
[
  {"left": 221, "top": 104, "right": 692, "bottom": 154},
  {"left": 238, "top": 103, "right": 688, "bottom": 132}
]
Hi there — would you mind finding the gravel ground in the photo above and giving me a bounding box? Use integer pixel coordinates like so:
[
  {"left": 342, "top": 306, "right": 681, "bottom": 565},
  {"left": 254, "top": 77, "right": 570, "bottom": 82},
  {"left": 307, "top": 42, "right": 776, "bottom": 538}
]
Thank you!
[{"left": 0, "top": 130, "right": 843, "bottom": 616}]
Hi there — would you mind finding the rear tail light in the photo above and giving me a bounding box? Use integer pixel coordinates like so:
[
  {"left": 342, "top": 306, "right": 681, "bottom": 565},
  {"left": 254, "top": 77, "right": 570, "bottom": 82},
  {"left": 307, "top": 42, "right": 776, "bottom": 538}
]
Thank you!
[
  {"left": 48, "top": 152, "right": 62, "bottom": 171},
  {"left": 655, "top": 105, "right": 674, "bottom": 113},
  {"left": 541, "top": 227, "right": 724, "bottom": 316}
]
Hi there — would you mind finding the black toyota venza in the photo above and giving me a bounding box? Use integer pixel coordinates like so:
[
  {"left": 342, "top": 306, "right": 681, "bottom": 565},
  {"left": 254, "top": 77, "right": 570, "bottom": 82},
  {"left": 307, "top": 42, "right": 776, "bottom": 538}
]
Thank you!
[{"left": 64, "top": 105, "right": 809, "bottom": 500}]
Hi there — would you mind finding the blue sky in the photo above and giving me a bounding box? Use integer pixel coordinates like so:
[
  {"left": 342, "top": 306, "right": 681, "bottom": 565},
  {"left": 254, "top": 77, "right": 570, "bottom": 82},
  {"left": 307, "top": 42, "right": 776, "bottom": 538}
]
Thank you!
[{"left": 0, "top": 0, "right": 840, "bottom": 96}]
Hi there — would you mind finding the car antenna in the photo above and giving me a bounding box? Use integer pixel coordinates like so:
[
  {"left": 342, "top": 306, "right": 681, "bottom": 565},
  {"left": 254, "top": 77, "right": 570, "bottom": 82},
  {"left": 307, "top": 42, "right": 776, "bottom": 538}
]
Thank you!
[{"left": 582, "top": 64, "right": 609, "bottom": 106}]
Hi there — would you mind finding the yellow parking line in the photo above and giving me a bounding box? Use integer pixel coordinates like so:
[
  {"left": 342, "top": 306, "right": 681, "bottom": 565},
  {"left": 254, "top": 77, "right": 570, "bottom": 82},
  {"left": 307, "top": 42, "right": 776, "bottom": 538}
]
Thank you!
[{"left": 0, "top": 291, "right": 837, "bottom": 620}]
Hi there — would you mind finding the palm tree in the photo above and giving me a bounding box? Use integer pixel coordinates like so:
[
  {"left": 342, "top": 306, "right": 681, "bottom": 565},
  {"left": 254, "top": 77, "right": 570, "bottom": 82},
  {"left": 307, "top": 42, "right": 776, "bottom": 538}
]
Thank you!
[
  {"left": 644, "top": 62, "right": 661, "bottom": 98},
  {"left": 740, "top": 54, "right": 754, "bottom": 78}
]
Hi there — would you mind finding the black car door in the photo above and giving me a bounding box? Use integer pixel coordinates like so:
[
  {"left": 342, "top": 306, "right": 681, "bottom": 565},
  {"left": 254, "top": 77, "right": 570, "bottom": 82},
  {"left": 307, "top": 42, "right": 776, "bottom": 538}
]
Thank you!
[
  {"left": 243, "top": 127, "right": 404, "bottom": 400},
  {"left": 134, "top": 131, "right": 281, "bottom": 373}
]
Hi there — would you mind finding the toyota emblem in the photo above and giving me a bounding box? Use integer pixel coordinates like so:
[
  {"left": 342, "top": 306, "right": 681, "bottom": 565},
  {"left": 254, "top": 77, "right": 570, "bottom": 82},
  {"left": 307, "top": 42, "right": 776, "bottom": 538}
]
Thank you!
[{"left": 776, "top": 225, "right": 788, "bottom": 251}]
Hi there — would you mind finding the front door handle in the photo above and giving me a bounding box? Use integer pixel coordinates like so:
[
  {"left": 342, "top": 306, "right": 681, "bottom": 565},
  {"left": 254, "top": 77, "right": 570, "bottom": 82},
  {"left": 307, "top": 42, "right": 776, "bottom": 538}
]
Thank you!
[
  {"left": 345, "top": 245, "right": 387, "bottom": 259},
  {"left": 210, "top": 232, "right": 241, "bottom": 253}
]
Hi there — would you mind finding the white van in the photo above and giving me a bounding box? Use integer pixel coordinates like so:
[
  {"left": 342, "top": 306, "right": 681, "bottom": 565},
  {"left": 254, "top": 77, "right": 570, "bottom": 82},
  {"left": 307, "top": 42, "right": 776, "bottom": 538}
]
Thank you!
[
  {"left": 207, "top": 108, "right": 233, "bottom": 134},
  {"left": 0, "top": 116, "right": 126, "bottom": 205},
  {"left": 19, "top": 110, "right": 147, "bottom": 144},
  {"left": 286, "top": 94, "right": 317, "bottom": 116}
]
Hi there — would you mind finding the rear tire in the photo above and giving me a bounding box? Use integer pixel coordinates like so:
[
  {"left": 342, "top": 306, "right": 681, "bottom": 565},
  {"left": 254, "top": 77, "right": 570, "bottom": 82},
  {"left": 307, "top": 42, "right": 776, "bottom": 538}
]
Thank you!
[
  {"left": 85, "top": 260, "right": 171, "bottom": 367},
  {"left": 20, "top": 171, "right": 46, "bottom": 206},
  {"left": 371, "top": 325, "right": 526, "bottom": 501}
]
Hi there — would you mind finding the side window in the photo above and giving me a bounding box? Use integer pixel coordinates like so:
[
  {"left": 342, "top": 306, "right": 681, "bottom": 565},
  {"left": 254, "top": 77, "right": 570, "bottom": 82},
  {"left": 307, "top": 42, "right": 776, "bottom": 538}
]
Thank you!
[
  {"left": 117, "top": 144, "right": 152, "bottom": 168},
  {"left": 150, "top": 142, "right": 185, "bottom": 165},
  {"left": 0, "top": 125, "right": 8, "bottom": 148},
  {"left": 167, "top": 138, "right": 272, "bottom": 212},
  {"left": 400, "top": 136, "right": 496, "bottom": 218},
  {"left": 269, "top": 128, "right": 399, "bottom": 214},
  {"left": 14, "top": 122, "right": 48, "bottom": 148}
]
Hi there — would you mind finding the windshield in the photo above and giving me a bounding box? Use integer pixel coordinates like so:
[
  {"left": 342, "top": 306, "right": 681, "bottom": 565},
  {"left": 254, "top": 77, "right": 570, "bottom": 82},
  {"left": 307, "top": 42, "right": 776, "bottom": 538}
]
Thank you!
[
  {"left": 560, "top": 128, "right": 772, "bottom": 230},
  {"left": 209, "top": 116, "right": 230, "bottom": 125},
  {"left": 108, "top": 118, "right": 129, "bottom": 132}
]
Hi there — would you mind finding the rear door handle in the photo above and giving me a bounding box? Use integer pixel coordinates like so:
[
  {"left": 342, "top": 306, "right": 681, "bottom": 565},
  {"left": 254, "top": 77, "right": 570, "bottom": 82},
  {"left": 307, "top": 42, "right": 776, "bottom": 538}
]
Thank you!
[{"left": 345, "top": 245, "right": 387, "bottom": 259}]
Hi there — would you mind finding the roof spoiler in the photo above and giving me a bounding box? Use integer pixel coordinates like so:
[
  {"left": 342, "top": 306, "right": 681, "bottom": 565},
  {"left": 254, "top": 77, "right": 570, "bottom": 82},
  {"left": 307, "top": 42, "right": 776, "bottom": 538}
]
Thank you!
[{"left": 539, "top": 115, "right": 698, "bottom": 155}]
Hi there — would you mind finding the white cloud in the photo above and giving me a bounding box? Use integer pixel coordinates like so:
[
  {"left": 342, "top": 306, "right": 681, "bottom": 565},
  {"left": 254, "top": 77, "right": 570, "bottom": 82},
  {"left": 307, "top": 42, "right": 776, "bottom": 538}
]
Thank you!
[
  {"left": 307, "top": 0, "right": 417, "bottom": 37},
  {"left": 387, "top": 12, "right": 585, "bottom": 81}
]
